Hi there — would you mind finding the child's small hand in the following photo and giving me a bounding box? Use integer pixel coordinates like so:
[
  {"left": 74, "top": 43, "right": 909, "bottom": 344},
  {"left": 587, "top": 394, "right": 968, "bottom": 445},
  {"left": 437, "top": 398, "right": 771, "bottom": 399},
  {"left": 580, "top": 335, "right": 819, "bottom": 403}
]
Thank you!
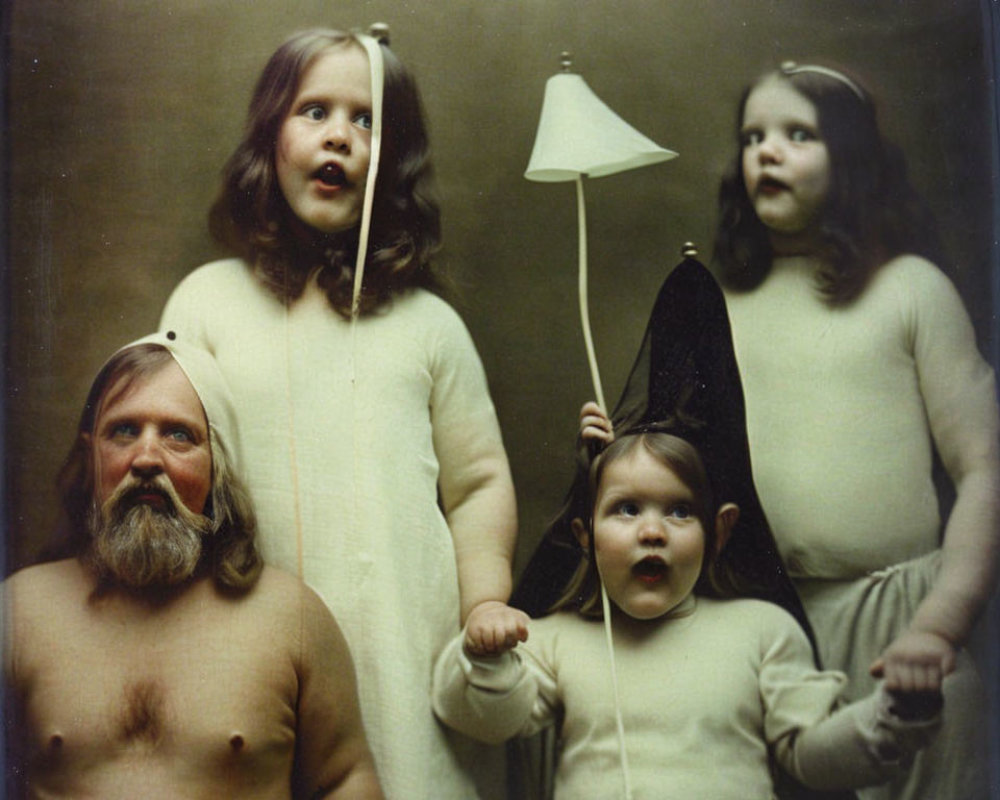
[
  {"left": 869, "top": 629, "right": 956, "bottom": 693},
  {"left": 463, "top": 600, "right": 529, "bottom": 657},
  {"left": 579, "top": 401, "right": 613, "bottom": 445}
]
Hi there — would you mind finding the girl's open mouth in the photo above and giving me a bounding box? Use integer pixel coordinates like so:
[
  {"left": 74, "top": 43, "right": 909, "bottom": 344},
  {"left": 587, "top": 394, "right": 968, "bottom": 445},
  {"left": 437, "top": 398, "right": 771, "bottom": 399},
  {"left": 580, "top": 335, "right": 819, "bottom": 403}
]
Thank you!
[
  {"left": 757, "top": 176, "right": 788, "bottom": 194},
  {"left": 315, "top": 163, "right": 347, "bottom": 188},
  {"left": 633, "top": 557, "right": 667, "bottom": 584}
]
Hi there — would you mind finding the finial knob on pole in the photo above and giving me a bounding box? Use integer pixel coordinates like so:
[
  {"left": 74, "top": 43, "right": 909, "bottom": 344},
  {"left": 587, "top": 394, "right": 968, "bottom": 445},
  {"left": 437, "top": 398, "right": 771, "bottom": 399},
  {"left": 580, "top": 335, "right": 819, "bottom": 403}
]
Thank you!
[
  {"left": 369, "top": 22, "right": 390, "bottom": 44},
  {"left": 559, "top": 51, "right": 573, "bottom": 72},
  {"left": 681, "top": 242, "right": 698, "bottom": 258}
]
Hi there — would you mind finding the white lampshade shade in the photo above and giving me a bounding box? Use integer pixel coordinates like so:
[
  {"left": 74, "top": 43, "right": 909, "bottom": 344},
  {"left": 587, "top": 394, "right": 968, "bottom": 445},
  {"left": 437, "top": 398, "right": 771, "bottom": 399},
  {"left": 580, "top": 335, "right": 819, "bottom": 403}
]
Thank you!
[{"left": 525, "top": 72, "right": 677, "bottom": 182}]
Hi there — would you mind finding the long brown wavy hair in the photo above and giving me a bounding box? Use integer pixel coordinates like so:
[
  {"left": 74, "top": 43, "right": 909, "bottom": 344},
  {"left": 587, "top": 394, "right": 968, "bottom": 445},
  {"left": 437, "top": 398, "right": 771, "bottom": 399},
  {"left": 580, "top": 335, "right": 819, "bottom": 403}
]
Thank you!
[
  {"left": 713, "top": 64, "right": 943, "bottom": 305},
  {"left": 208, "top": 28, "right": 447, "bottom": 317}
]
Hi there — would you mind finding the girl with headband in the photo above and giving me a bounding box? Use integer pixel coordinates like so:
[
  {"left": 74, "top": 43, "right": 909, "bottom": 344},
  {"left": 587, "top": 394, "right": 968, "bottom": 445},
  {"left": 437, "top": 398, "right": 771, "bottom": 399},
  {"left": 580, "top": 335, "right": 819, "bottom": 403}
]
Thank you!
[{"left": 706, "top": 62, "right": 998, "bottom": 800}]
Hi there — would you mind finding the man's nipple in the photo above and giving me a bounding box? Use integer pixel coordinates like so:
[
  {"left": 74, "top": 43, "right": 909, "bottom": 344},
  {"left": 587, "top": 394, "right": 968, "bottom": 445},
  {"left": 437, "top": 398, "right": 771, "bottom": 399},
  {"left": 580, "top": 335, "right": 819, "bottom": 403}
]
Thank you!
[{"left": 229, "top": 732, "right": 245, "bottom": 752}]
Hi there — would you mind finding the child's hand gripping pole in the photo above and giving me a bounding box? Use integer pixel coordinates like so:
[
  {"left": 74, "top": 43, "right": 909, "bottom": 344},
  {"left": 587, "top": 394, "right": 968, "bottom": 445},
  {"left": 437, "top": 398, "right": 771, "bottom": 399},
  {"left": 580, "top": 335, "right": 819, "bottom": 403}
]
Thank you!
[{"left": 580, "top": 400, "right": 614, "bottom": 445}]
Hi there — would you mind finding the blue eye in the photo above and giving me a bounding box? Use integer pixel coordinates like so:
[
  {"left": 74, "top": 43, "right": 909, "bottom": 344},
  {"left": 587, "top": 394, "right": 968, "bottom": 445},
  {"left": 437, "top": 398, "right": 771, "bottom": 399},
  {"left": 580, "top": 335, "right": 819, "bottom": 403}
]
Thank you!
[
  {"left": 617, "top": 501, "right": 640, "bottom": 517},
  {"left": 109, "top": 422, "right": 139, "bottom": 439},
  {"left": 166, "top": 428, "right": 193, "bottom": 443},
  {"left": 669, "top": 504, "right": 692, "bottom": 520},
  {"left": 740, "top": 129, "right": 763, "bottom": 147},
  {"left": 302, "top": 105, "right": 326, "bottom": 121},
  {"left": 354, "top": 112, "right": 372, "bottom": 130},
  {"left": 789, "top": 126, "right": 817, "bottom": 143}
]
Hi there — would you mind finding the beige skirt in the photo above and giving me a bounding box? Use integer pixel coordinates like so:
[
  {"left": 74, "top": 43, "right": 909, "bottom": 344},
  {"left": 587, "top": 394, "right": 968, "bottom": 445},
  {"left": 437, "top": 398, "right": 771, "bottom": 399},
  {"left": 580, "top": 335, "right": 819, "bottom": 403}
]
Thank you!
[{"left": 796, "top": 551, "right": 989, "bottom": 800}]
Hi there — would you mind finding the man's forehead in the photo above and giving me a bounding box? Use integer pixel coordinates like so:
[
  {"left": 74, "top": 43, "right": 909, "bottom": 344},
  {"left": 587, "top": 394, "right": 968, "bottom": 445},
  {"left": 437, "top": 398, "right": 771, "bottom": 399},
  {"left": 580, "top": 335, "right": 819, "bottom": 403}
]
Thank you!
[{"left": 96, "top": 359, "right": 207, "bottom": 427}]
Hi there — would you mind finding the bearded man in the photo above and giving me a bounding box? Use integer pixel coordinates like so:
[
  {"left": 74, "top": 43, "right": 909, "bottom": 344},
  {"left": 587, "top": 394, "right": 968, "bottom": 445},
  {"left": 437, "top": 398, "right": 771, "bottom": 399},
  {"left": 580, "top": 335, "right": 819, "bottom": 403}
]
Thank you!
[{"left": 3, "top": 332, "right": 383, "bottom": 799}]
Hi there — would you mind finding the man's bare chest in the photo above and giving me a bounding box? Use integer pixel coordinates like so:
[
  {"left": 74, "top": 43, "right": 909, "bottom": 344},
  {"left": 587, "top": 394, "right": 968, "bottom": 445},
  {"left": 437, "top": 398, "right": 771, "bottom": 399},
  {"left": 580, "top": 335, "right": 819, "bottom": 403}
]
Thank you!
[{"left": 15, "top": 602, "right": 299, "bottom": 783}]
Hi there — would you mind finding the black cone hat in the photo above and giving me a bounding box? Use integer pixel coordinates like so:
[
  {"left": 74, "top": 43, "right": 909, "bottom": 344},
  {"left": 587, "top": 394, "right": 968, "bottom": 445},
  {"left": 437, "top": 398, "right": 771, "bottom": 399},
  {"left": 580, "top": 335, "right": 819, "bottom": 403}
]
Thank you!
[{"left": 513, "top": 257, "right": 814, "bottom": 650}]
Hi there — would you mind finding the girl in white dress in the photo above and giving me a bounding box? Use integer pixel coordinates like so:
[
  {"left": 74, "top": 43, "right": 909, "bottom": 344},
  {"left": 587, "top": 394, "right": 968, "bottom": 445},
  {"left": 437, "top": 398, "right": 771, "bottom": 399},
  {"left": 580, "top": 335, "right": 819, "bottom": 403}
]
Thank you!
[
  {"left": 160, "top": 27, "right": 521, "bottom": 799},
  {"left": 710, "top": 63, "right": 999, "bottom": 800}
]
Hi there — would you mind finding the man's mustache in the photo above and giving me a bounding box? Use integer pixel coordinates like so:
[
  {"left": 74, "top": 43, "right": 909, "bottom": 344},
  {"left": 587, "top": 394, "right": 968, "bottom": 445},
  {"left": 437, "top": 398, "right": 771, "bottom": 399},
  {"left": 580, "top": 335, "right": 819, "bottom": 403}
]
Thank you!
[
  {"left": 87, "top": 473, "right": 212, "bottom": 591},
  {"left": 104, "top": 474, "right": 187, "bottom": 520}
]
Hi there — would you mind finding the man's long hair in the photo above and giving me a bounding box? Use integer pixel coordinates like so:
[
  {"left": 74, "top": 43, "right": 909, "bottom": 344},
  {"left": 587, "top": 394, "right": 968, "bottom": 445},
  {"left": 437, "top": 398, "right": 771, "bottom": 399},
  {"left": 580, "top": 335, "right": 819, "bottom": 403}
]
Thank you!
[{"left": 50, "top": 344, "right": 263, "bottom": 592}]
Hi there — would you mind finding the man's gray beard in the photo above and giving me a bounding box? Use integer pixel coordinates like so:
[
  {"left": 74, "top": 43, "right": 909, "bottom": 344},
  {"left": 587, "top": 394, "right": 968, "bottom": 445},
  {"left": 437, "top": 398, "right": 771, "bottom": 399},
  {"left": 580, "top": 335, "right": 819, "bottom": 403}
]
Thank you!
[{"left": 87, "top": 481, "right": 213, "bottom": 591}]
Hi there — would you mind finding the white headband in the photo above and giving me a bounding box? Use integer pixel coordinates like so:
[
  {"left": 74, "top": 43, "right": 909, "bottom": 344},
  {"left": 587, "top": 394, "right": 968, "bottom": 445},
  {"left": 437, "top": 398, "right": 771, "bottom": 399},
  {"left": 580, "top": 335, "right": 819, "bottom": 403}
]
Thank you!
[
  {"left": 780, "top": 61, "right": 866, "bottom": 102},
  {"left": 108, "top": 331, "right": 241, "bottom": 474}
]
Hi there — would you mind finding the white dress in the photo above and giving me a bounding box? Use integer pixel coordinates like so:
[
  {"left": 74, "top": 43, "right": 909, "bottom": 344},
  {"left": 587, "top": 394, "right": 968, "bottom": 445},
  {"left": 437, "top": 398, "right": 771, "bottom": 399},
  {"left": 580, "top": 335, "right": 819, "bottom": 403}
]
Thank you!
[{"left": 162, "top": 258, "right": 510, "bottom": 799}]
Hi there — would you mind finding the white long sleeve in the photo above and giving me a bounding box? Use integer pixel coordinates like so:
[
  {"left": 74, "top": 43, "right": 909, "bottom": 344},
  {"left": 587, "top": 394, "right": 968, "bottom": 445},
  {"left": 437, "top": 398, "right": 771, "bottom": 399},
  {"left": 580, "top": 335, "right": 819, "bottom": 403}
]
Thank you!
[
  {"left": 432, "top": 600, "right": 941, "bottom": 798},
  {"left": 431, "top": 633, "right": 548, "bottom": 745},
  {"left": 777, "top": 685, "right": 941, "bottom": 790}
]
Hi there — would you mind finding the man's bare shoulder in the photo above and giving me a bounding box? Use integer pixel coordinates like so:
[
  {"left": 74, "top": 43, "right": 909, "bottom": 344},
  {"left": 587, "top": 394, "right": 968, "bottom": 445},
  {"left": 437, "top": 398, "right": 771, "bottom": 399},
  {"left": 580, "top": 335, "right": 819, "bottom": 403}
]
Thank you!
[
  {"left": 4, "top": 558, "right": 91, "bottom": 603},
  {"left": 4, "top": 560, "right": 93, "bottom": 678},
  {"left": 247, "top": 566, "right": 337, "bottom": 624},
  {"left": 247, "top": 567, "right": 351, "bottom": 664}
]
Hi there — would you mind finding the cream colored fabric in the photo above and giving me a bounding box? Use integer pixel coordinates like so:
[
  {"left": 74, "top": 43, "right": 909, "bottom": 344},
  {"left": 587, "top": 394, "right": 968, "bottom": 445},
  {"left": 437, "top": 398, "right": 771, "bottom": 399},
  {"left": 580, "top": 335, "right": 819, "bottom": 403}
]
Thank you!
[
  {"left": 120, "top": 331, "right": 242, "bottom": 474},
  {"left": 161, "top": 258, "right": 508, "bottom": 800},
  {"left": 797, "top": 553, "right": 988, "bottom": 800},
  {"left": 434, "top": 597, "right": 937, "bottom": 799},
  {"left": 725, "top": 254, "right": 997, "bottom": 579},
  {"left": 725, "top": 254, "right": 997, "bottom": 800}
]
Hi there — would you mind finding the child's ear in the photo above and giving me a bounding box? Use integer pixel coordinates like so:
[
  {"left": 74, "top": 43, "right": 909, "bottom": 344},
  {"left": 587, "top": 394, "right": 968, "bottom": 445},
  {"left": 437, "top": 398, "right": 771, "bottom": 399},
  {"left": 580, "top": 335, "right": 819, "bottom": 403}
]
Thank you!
[
  {"left": 570, "top": 517, "right": 589, "bottom": 552},
  {"left": 713, "top": 503, "right": 740, "bottom": 557}
]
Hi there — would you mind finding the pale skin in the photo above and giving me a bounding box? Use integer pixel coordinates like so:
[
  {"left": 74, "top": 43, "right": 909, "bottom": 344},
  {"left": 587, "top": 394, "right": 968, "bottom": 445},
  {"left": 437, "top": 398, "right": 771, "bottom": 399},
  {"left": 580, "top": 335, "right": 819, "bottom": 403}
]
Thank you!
[
  {"left": 461, "top": 436, "right": 738, "bottom": 658},
  {"left": 276, "top": 44, "right": 373, "bottom": 237},
  {"left": 447, "top": 453, "right": 527, "bottom": 656},
  {"left": 276, "top": 43, "right": 522, "bottom": 643},
  {"left": 2, "top": 363, "right": 383, "bottom": 799},
  {"left": 4, "top": 562, "right": 382, "bottom": 800},
  {"left": 868, "top": 451, "right": 1000, "bottom": 692},
  {"left": 574, "top": 448, "right": 738, "bottom": 622},
  {"left": 738, "top": 77, "right": 1000, "bottom": 696}
]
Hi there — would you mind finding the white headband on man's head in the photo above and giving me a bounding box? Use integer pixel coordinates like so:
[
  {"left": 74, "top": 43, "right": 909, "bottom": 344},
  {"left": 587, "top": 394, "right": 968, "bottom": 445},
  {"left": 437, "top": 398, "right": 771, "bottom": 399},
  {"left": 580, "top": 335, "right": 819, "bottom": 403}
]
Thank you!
[{"left": 113, "top": 331, "right": 241, "bottom": 473}]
